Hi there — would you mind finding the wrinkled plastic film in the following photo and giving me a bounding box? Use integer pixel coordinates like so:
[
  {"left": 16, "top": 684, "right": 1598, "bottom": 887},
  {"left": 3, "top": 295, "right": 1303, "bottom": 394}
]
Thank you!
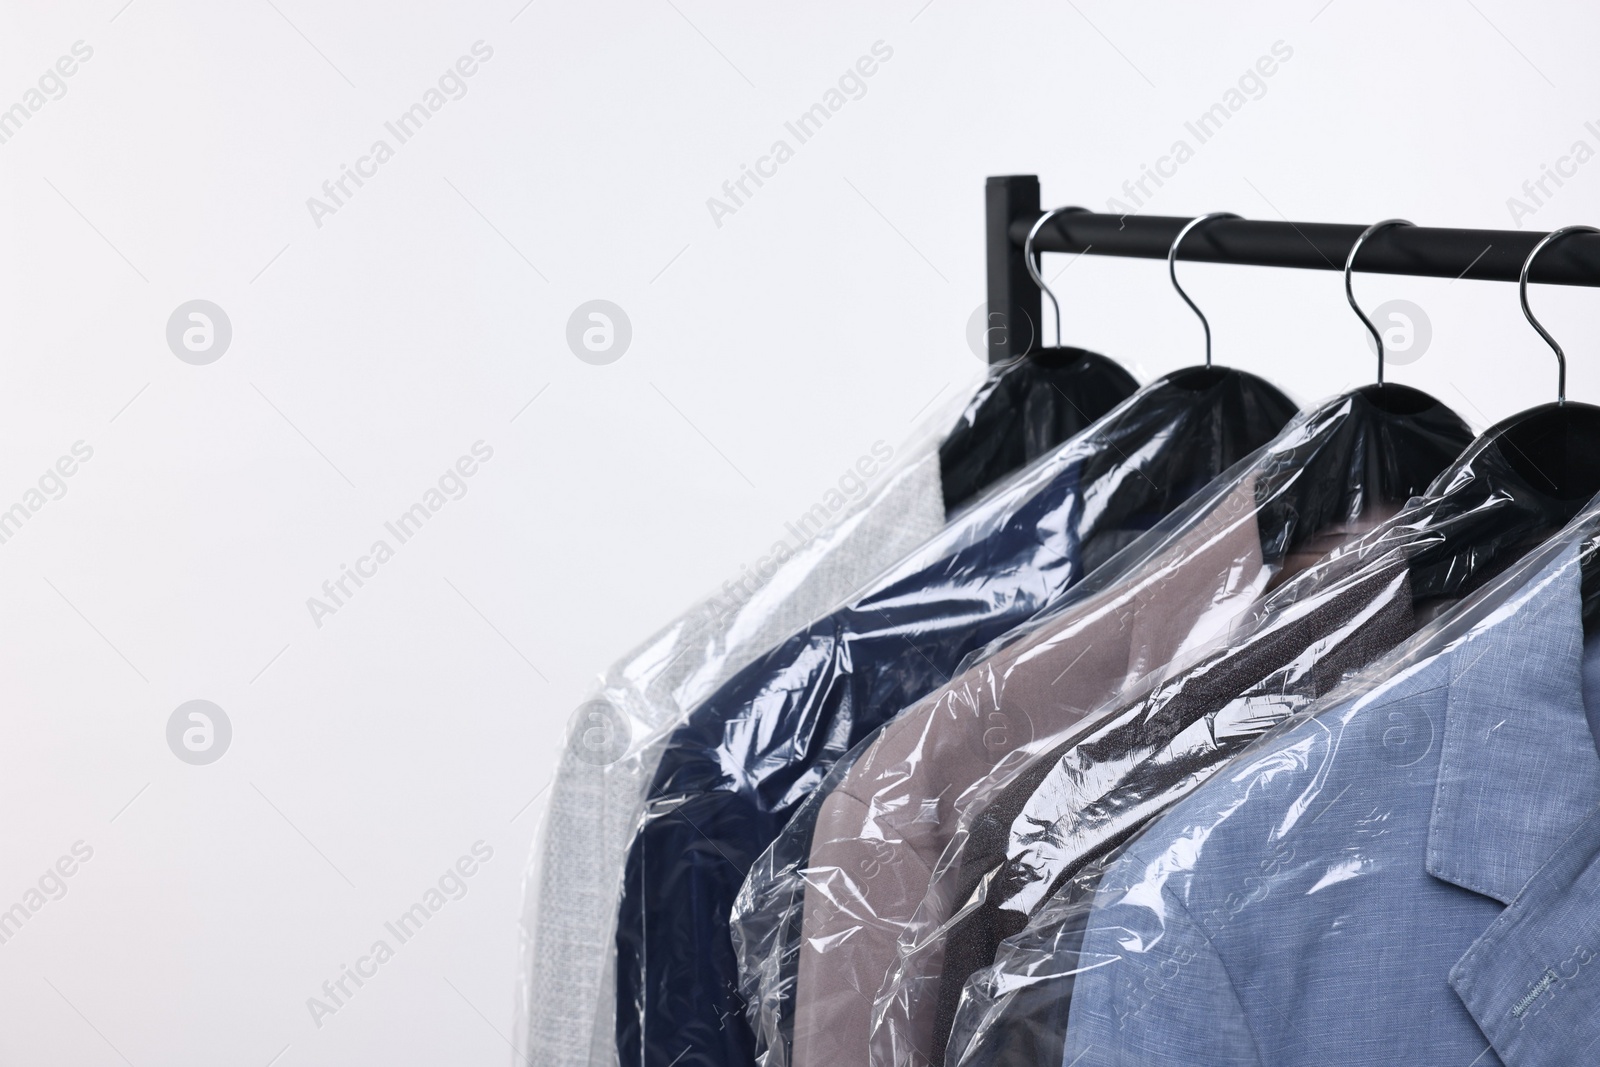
[
  {"left": 938, "top": 349, "right": 1139, "bottom": 515},
  {"left": 618, "top": 371, "right": 1299, "bottom": 1067},
  {"left": 933, "top": 556, "right": 1415, "bottom": 1067},
  {"left": 953, "top": 502, "right": 1600, "bottom": 1067},
  {"left": 945, "top": 846, "right": 1122, "bottom": 1067},
  {"left": 1042, "top": 498, "right": 1600, "bottom": 1065},
  {"left": 933, "top": 418, "right": 1600, "bottom": 1067},
  {"left": 732, "top": 739, "right": 870, "bottom": 1067},
  {"left": 733, "top": 468, "right": 1279, "bottom": 1067},
  {"left": 513, "top": 380, "right": 975, "bottom": 1067},
  {"left": 730, "top": 388, "right": 1475, "bottom": 1067}
]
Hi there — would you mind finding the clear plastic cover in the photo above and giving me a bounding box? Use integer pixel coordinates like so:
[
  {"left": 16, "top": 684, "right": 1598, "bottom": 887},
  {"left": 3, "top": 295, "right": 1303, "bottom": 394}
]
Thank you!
[
  {"left": 516, "top": 354, "right": 1144, "bottom": 1067},
  {"left": 937, "top": 349, "right": 1139, "bottom": 514},
  {"left": 729, "top": 387, "right": 1474, "bottom": 1067},
  {"left": 614, "top": 370, "right": 1300, "bottom": 1067},
  {"left": 909, "top": 557, "right": 1414, "bottom": 1067},
  {"left": 1038, "top": 496, "right": 1600, "bottom": 1066},
  {"left": 939, "top": 424, "right": 1600, "bottom": 1067},
  {"left": 515, "top": 385, "right": 965, "bottom": 1067}
]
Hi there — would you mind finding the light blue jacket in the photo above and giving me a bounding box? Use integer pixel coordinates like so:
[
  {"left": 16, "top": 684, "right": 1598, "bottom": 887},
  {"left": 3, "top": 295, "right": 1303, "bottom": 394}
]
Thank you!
[{"left": 1063, "top": 542, "right": 1600, "bottom": 1066}]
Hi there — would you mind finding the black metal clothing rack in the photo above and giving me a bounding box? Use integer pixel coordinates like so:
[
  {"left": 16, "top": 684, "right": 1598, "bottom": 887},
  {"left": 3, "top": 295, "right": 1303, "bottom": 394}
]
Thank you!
[{"left": 985, "top": 174, "right": 1600, "bottom": 365}]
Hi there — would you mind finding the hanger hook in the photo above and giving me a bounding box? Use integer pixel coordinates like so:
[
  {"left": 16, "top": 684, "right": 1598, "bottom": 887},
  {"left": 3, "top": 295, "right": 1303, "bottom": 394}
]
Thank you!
[
  {"left": 1168, "top": 212, "right": 1239, "bottom": 368},
  {"left": 1344, "top": 219, "right": 1414, "bottom": 387},
  {"left": 1024, "top": 206, "right": 1089, "bottom": 350},
  {"left": 1519, "top": 224, "right": 1599, "bottom": 406}
]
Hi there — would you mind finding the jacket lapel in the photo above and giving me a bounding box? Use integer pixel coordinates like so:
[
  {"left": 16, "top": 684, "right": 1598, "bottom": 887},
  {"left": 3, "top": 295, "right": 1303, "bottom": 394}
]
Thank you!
[{"left": 1422, "top": 546, "right": 1600, "bottom": 1064}]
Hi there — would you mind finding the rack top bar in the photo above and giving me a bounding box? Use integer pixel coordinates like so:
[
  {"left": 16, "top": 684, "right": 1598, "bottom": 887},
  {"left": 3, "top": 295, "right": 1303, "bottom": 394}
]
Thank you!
[{"left": 1012, "top": 210, "right": 1600, "bottom": 287}]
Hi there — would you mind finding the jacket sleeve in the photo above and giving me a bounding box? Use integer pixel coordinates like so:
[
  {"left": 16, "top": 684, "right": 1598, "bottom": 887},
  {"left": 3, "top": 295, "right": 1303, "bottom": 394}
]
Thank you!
[{"left": 1062, "top": 878, "right": 1261, "bottom": 1067}]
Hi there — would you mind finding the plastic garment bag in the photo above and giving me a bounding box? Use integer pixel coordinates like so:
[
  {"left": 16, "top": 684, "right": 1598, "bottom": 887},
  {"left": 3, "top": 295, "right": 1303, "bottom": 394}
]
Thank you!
[
  {"left": 938, "top": 349, "right": 1138, "bottom": 515},
  {"left": 729, "top": 388, "right": 1472, "bottom": 1067},
  {"left": 613, "top": 371, "right": 1297, "bottom": 1067},
  {"left": 520, "top": 354, "right": 1141, "bottom": 1067},
  {"left": 931, "top": 559, "right": 1413, "bottom": 1067},
  {"left": 516, "top": 385, "right": 970, "bottom": 1067},
  {"left": 519, "top": 357, "right": 1144, "bottom": 1067},
  {"left": 1030, "top": 497, "right": 1600, "bottom": 1066},
  {"left": 938, "top": 414, "right": 1600, "bottom": 1067}
]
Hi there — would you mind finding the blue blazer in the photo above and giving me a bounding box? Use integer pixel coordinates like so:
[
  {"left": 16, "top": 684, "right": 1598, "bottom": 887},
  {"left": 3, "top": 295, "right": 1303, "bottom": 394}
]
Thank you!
[{"left": 1064, "top": 540, "right": 1600, "bottom": 1067}]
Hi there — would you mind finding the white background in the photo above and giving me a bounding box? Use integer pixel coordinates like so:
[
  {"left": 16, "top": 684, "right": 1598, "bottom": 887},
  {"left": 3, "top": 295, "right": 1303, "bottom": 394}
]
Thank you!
[{"left": 2, "top": 2, "right": 1598, "bottom": 1065}]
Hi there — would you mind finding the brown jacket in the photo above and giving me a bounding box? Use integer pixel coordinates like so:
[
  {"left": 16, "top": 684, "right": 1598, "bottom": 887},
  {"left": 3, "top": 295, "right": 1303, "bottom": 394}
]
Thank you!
[{"left": 792, "top": 479, "right": 1271, "bottom": 1067}]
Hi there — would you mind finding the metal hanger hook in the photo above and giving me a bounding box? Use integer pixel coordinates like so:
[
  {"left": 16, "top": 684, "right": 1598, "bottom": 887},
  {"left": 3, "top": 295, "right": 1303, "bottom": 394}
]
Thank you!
[
  {"left": 1168, "top": 212, "right": 1239, "bottom": 369},
  {"left": 1024, "top": 206, "right": 1090, "bottom": 350},
  {"left": 1519, "top": 224, "right": 1599, "bottom": 405},
  {"left": 1344, "top": 219, "right": 1414, "bottom": 386}
]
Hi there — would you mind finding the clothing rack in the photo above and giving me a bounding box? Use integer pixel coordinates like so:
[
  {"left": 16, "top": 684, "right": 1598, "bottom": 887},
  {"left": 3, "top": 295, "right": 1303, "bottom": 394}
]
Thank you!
[{"left": 985, "top": 174, "right": 1600, "bottom": 365}]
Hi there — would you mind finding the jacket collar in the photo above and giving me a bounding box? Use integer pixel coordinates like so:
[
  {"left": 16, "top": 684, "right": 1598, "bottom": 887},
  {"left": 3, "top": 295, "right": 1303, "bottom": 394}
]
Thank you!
[{"left": 1426, "top": 542, "right": 1600, "bottom": 906}]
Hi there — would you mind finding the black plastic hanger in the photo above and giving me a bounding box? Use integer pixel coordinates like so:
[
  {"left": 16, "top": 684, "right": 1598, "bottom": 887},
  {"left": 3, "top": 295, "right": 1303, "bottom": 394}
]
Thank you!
[
  {"left": 1480, "top": 225, "right": 1600, "bottom": 504},
  {"left": 1354, "top": 225, "right": 1600, "bottom": 618},
  {"left": 1169, "top": 215, "right": 1473, "bottom": 563},
  {"left": 938, "top": 206, "right": 1139, "bottom": 513},
  {"left": 1028, "top": 212, "right": 1301, "bottom": 572},
  {"left": 1279, "top": 219, "right": 1472, "bottom": 540}
]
